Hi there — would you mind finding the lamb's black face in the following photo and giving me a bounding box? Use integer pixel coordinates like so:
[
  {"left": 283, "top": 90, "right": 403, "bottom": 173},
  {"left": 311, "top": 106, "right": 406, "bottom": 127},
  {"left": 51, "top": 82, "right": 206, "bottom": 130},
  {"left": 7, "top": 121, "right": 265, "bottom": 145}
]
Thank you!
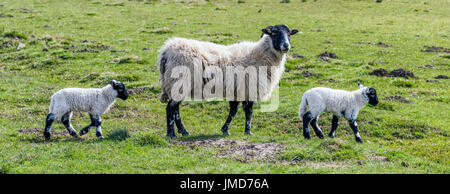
[
  {"left": 111, "top": 80, "right": 129, "bottom": 100},
  {"left": 262, "top": 25, "right": 299, "bottom": 53},
  {"left": 366, "top": 87, "right": 378, "bottom": 106}
]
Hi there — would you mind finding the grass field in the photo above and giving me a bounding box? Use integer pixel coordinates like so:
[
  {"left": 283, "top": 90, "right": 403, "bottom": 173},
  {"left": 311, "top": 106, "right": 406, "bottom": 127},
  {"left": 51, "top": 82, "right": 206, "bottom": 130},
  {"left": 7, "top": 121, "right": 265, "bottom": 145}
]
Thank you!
[{"left": 0, "top": 0, "right": 448, "bottom": 173}]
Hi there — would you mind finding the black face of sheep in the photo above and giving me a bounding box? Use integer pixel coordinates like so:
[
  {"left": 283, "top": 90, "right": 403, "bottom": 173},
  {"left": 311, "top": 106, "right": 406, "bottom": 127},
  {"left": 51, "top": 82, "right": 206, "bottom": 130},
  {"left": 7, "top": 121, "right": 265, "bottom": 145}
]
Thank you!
[
  {"left": 110, "top": 80, "right": 129, "bottom": 100},
  {"left": 262, "top": 24, "right": 299, "bottom": 53},
  {"left": 366, "top": 87, "right": 379, "bottom": 106}
]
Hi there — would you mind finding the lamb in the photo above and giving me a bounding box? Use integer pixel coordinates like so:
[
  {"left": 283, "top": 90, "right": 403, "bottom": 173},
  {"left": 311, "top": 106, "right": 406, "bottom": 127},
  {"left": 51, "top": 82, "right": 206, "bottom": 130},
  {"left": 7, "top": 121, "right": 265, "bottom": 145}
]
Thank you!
[
  {"left": 158, "top": 24, "right": 299, "bottom": 138},
  {"left": 298, "top": 84, "right": 379, "bottom": 143},
  {"left": 43, "top": 80, "right": 129, "bottom": 140}
]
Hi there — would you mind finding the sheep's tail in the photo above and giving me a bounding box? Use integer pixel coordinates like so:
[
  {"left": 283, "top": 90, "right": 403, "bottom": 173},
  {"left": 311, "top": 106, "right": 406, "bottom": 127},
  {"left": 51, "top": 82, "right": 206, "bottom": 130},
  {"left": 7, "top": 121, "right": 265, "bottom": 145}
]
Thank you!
[
  {"left": 49, "top": 96, "right": 56, "bottom": 113},
  {"left": 158, "top": 50, "right": 169, "bottom": 103},
  {"left": 298, "top": 96, "right": 308, "bottom": 120}
]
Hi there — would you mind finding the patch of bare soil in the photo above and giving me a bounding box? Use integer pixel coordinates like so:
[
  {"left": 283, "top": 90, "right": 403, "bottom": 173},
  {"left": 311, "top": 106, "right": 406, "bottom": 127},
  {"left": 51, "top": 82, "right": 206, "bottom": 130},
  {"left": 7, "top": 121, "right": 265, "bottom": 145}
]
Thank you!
[
  {"left": 318, "top": 51, "right": 338, "bottom": 61},
  {"left": 365, "top": 154, "right": 388, "bottom": 161},
  {"left": 426, "top": 80, "right": 439, "bottom": 83},
  {"left": 318, "top": 78, "right": 336, "bottom": 84},
  {"left": 173, "top": 138, "right": 283, "bottom": 162},
  {"left": 292, "top": 53, "right": 307, "bottom": 59},
  {"left": 73, "top": 48, "right": 99, "bottom": 53},
  {"left": 18, "top": 128, "right": 66, "bottom": 137},
  {"left": 301, "top": 71, "right": 322, "bottom": 78},
  {"left": 128, "top": 87, "right": 156, "bottom": 95},
  {"left": 435, "top": 75, "right": 449, "bottom": 79},
  {"left": 377, "top": 41, "right": 391, "bottom": 47},
  {"left": 384, "top": 95, "right": 414, "bottom": 103},
  {"left": 18, "top": 8, "right": 34, "bottom": 13},
  {"left": 419, "top": 64, "right": 435, "bottom": 69},
  {"left": 0, "top": 13, "right": 13, "bottom": 18},
  {"left": 423, "top": 46, "right": 450, "bottom": 53},
  {"left": 369, "top": 68, "right": 416, "bottom": 79}
]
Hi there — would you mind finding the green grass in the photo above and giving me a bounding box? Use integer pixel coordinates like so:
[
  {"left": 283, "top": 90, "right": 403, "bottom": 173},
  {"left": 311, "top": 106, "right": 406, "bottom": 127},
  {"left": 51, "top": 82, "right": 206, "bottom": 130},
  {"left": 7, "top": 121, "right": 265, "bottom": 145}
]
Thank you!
[{"left": 0, "top": 0, "right": 448, "bottom": 173}]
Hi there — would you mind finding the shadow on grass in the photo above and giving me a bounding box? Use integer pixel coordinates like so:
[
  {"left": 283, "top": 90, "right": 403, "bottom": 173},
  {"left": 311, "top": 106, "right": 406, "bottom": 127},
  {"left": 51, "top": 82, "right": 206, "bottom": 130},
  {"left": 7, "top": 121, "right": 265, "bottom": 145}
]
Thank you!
[
  {"left": 105, "top": 129, "right": 130, "bottom": 141},
  {"left": 176, "top": 133, "right": 224, "bottom": 142}
]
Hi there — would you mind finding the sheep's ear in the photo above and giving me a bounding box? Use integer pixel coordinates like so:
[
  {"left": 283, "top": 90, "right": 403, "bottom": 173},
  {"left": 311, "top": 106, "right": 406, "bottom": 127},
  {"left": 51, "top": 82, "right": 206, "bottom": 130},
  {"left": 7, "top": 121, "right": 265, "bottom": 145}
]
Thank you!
[
  {"left": 290, "top": 29, "right": 299, "bottom": 35},
  {"left": 262, "top": 26, "right": 273, "bottom": 35},
  {"left": 358, "top": 83, "right": 364, "bottom": 89}
]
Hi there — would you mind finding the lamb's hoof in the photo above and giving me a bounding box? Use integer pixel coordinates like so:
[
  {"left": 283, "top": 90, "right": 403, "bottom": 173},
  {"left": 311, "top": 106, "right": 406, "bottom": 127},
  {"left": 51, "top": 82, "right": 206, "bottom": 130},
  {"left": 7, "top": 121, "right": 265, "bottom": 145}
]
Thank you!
[
  {"left": 44, "top": 133, "right": 51, "bottom": 140},
  {"left": 328, "top": 134, "right": 335, "bottom": 138},
  {"left": 222, "top": 130, "right": 230, "bottom": 136},
  {"left": 97, "top": 136, "right": 104, "bottom": 140},
  {"left": 179, "top": 129, "right": 190, "bottom": 136},
  {"left": 244, "top": 131, "right": 254, "bottom": 136},
  {"left": 355, "top": 137, "right": 363, "bottom": 143},
  {"left": 96, "top": 132, "right": 104, "bottom": 139},
  {"left": 69, "top": 131, "right": 79, "bottom": 138},
  {"left": 317, "top": 133, "right": 325, "bottom": 139},
  {"left": 79, "top": 128, "right": 89, "bottom": 136},
  {"left": 303, "top": 134, "right": 311, "bottom": 139}
]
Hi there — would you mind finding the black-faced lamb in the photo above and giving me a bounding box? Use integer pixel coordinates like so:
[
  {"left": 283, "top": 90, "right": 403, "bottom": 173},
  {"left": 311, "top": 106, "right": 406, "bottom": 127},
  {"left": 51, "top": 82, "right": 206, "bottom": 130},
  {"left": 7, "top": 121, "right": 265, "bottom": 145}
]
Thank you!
[
  {"left": 158, "top": 25, "right": 299, "bottom": 138},
  {"left": 298, "top": 84, "right": 379, "bottom": 143},
  {"left": 44, "top": 80, "right": 129, "bottom": 140}
]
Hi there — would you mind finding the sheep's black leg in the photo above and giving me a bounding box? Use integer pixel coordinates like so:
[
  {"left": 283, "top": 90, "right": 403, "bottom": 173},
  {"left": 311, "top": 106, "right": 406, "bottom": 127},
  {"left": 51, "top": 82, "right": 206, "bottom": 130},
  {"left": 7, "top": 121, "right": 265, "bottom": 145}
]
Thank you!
[
  {"left": 242, "top": 101, "right": 254, "bottom": 135},
  {"left": 310, "top": 118, "right": 324, "bottom": 139},
  {"left": 166, "top": 100, "right": 177, "bottom": 138},
  {"left": 44, "top": 113, "right": 56, "bottom": 140},
  {"left": 91, "top": 114, "right": 103, "bottom": 139},
  {"left": 221, "top": 101, "right": 240, "bottom": 136},
  {"left": 328, "top": 115, "right": 339, "bottom": 138},
  {"left": 302, "top": 111, "right": 313, "bottom": 139},
  {"left": 79, "top": 114, "right": 95, "bottom": 136},
  {"left": 174, "top": 101, "right": 189, "bottom": 136},
  {"left": 348, "top": 120, "right": 362, "bottom": 143},
  {"left": 61, "top": 112, "right": 79, "bottom": 138}
]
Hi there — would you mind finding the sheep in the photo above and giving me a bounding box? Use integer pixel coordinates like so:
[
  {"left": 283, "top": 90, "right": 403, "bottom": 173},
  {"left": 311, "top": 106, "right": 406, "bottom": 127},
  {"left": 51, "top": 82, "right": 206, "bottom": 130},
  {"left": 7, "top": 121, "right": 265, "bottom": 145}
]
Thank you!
[
  {"left": 298, "top": 84, "right": 379, "bottom": 143},
  {"left": 43, "top": 80, "right": 129, "bottom": 140},
  {"left": 158, "top": 24, "right": 299, "bottom": 138}
]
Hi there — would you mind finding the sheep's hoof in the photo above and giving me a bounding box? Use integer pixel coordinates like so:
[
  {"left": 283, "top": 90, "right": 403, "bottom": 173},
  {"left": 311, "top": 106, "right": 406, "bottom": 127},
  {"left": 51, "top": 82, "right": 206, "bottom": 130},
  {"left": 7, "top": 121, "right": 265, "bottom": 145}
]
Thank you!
[
  {"left": 244, "top": 131, "right": 254, "bottom": 136},
  {"left": 98, "top": 136, "right": 104, "bottom": 140},
  {"left": 303, "top": 134, "right": 311, "bottom": 139},
  {"left": 328, "top": 133, "right": 335, "bottom": 138},
  {"left": 167, "top": 134, "right": 178, "bottom": 139},
  {"left": 179, "top": 129, "right": 190, "bottom": 136}
]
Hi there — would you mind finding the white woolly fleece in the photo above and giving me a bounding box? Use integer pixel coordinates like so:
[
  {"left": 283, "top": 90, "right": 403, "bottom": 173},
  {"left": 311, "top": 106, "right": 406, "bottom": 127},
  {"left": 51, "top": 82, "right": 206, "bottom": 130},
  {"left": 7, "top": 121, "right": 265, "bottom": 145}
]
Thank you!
[
  {"left": 158, "top": 34, "right": 287, "bottom": 102},
  {"left": 49, "top": 84, "right": 118, "bottom": 118},
  {"left": 298, "top": 87, "right": 369, "bottom": 121}
]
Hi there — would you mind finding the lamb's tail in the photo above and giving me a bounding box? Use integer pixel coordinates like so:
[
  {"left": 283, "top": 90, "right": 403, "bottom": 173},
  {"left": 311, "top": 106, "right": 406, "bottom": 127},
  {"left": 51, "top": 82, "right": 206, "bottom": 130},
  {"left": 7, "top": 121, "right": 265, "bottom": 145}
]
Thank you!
[
  {"left": 158, "top": 51, "right": 169, "bottom": 103},
  {"left": 298, "top": 96, "right": 308, "bottom": 120},
  {"left": 49, "top": 96, "right": 56, "bottom": 113}
]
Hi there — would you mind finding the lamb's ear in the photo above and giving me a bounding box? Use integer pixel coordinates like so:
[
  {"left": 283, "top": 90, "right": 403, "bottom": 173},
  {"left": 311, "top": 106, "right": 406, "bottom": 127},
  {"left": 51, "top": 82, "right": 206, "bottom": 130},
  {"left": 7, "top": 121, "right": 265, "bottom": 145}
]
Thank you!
[
  {"left": 290, "top": 29, "right": 299, "bottom": 35},
  {"left": 110, "top": 79, "right": 117, "bottom": 86},
  {"left": 358, "top": 83, "right": 364, "bottom": 89},
  {"left": 261, "top": 26, "right": 273, "bottom": 35}
]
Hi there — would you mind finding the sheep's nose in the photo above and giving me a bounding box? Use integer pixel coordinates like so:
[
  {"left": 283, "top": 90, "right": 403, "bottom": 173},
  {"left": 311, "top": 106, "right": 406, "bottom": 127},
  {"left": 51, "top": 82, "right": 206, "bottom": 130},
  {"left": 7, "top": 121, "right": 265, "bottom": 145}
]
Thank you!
[{"left": 281, "top": 43, "right": 290, "bottom": 51}]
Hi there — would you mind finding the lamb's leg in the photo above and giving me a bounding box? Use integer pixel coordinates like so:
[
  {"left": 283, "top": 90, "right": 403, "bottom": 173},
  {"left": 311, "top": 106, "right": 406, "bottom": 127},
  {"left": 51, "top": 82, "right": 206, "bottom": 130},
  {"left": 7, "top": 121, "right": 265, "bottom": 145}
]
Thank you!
[
  {"left": 310, "top": 118, "right": 324, "bottom": 139},
  {"left": 44, "top": 113, "right": 56, "bottom": 140},
  {"left": 221, "top": 101, "right": 239, "bottom": 136},
  {"left": 79, "top": 114, "right": 94, "bottom": 136},
  {"left": 61, "top": 112, "right": 79, "bottom": 138},
  {"left": 328, "top": 115, "right": 339, "bottom": 138},
  {"left": 348, "top": 120, "right": 363, "bottom": 143},
  {"left": 166, "top": 100, "right": 177, "bottom": 138},
  {"left": 302, "top": 111, "right": 313, "bottom": 139},
  {"left": 90, "top": 114, "right": 103, "bottom": 139},
  {"left": 174, "top": 101, "right": 189, "bottom": 136},
  {"left": 242, "top": 101, "right": 254, "bottom": 135}
]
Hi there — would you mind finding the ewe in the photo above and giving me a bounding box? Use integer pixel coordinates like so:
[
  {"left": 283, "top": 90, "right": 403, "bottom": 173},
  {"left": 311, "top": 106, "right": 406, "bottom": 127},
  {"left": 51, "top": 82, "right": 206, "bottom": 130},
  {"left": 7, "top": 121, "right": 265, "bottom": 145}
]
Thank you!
[
  {"left": 44, "top": 80, "right": 128, "bottom": 140},
  {"left": 158, "top": 25, "right": 299, "bottom": 138},
  {"left": 298, "top": 84, "right": 378, "bottom": 143}
]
